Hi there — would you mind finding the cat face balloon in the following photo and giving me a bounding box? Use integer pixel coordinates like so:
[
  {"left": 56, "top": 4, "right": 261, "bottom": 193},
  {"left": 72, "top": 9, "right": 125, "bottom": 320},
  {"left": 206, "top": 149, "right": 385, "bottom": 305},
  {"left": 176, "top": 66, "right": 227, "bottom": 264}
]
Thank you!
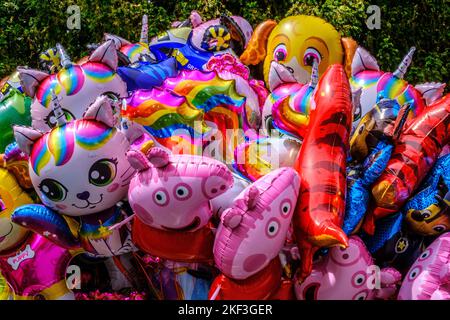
[
  {"left": 13, "top": 96, "right": 133, "bottom": 216},
  {"left": 18, "top": 40, "right": 127, "bottom": 132}
]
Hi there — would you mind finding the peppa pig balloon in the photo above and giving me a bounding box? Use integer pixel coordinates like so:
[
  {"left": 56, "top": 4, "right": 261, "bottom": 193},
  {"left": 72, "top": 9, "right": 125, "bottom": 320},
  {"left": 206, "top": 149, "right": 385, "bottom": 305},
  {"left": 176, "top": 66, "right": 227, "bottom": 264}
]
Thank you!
[
  {"left": 295, "top": 236, "right": 401, "bottom": 300},
  {"left": 18, "top": 40, "right": 127, "bottom": 132},
  {"left": 127, "top": 147, "right": 233, "bottom": 262},
  {"left": 398, "top": 232, "right": 450, "bottom": 300},
  {"left": 209, "top": 167, "right": 300, "bottom": 300}
]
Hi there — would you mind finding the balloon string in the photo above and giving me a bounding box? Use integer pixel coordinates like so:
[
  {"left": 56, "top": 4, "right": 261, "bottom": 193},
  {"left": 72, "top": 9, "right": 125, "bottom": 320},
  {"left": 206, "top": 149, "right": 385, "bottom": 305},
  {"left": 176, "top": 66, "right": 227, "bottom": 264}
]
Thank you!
[
  {"left": 109, "top": 213, "right": 136, "bottom": 231},
  {"left": 209, "top": 284, "right": 221, "bottom": 300}
]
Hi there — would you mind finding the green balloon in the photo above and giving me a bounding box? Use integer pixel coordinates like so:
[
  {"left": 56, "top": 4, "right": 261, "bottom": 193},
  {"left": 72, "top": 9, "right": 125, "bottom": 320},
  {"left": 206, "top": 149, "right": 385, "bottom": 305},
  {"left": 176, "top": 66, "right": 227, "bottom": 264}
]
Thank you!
[{"left": 0, "top": 85, "right": 32, "bottom": 153}]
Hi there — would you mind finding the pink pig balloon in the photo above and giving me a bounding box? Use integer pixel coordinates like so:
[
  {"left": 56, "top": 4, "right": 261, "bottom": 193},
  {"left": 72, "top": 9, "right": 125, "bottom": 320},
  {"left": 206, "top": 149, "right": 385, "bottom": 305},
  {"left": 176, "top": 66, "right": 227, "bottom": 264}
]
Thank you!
[
  {"left": 295, "top": 236, "right": 401, "bottom": 300},
  {"left": 127, "top": 147, "right": 233, "bottom": 262},
  {"left": 214, "top": 167, "right": 300, "bottom": 279},
  {"left": 398, "top": 232, "right": 450, "bottom": 300}
]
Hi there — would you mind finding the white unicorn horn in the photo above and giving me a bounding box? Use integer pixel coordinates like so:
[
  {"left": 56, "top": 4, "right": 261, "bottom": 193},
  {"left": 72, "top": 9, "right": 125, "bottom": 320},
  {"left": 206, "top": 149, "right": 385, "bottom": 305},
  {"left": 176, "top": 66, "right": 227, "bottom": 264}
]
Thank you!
[
  {"left": 393, "top": 46, "right": 416, "bottom": 79},
  {"left": 56, "top": 43, "right": 72, "bottom": 69},
  {"left": 51, "top": 90, "right": 66, "bottom": 127},
  {"left": 140, "top": 14, "right": 149, "bottom": 44},
  {"left": 309, "top": 59, "right": 319, "bottom": 88}
]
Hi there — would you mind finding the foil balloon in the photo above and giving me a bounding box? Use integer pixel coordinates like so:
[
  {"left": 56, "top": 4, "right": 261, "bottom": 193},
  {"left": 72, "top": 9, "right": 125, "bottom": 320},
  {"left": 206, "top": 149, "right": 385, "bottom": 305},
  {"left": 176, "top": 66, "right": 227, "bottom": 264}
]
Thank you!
[
  {"left": 117, "top": 57, "right": 178, "bottom": 92},
  {"left": 104, "top": 15, "right": 151, "bottom": 64},
  {"left": 398, "top": 232, "right": 450, "bottom": 300},
  {"left": 344, "top": 140, "right": 393, "bottom": 235},
  {"left": 205, "top": 53, "right": 266, "bottom": 131},
  {"left": 123, "top": 70, "right": 246, "bottom": 163},
  {"left": 0, "top": 274, "right": 11, "bottom": 300},
  {"left": 403, "top": 154, "right": 450, "bottom": 236},
  {"left": 365, "top": 94, "right": 450, "bottom": 234},
  {"left": 127, "top": 147, "right": 233, "bottom": 299},
  {"left": 209, "top": 167, "right": 300, "bottom": 300},
  {"left": 150, "top": 14, "right": 252, "bottom": 70},
  {"left": 0, "top": 151, "right": 75, "bottom": 300},
  {"left": 294, "top": 236, "right": 401, "bottom": 300},
  {"left": 18, "top": 40, "right": 127, "bottom": 132},
  {"left": 233, "top": 136, "right": 301, "bottom": 181},
  {"left": 1, "top": 71, "right": 24, "bottom": 100},
  {"left": 0, "top": 86, "right": 32, "bottom": 153},
  {"left": 210, "top": 172, "right": 251, "bottom": 217},
  {"left": 362, "top": 213, "right": 426, "bottom": 274},
  {"left": 12, "top": 95, "right": 136, "bottom": 258},
  {"left": 292, "top": 64, "right": 353, "bottom": 281},
  {"left": 350, "top": 46, "right": 443, "bottom": 129},
  {"left": 240, "top": 15, "right": 356, "bottom": 89},
  {"left": 268, "top": 61, "right": 319, "bottom": 140}
]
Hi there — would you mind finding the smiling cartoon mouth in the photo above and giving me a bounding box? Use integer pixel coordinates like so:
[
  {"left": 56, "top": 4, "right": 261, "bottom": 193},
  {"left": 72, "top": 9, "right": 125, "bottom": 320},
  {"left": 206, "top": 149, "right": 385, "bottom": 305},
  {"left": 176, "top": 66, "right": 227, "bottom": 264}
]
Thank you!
[
  {"left": 0, "top": 223, "right": 13, "bottom": 243},
  {"left": 72, "top": 194, "right": 103, "bottom": 209},
  {"left": 162, "top": 216, "right": 201, "bottom": 232},
  {"left": 303, "top": 283, "right": 320, "bottom": 300}
]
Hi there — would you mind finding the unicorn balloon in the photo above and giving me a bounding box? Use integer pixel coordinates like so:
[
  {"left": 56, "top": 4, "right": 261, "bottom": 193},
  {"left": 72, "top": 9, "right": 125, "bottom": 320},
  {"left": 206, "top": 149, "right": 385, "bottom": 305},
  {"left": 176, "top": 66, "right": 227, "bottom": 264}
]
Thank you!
[
  {"left": 12, "top": 95, "right": 136, "bottom": 259},
  {"left": 18, "top": 40, "right": 127, "bottom": 132},
  {"left": 350, "top": 46, "right": 445, "bottom": 129},
  {"left": 209, "top": 167, "right": 300, "bottom": 300}
]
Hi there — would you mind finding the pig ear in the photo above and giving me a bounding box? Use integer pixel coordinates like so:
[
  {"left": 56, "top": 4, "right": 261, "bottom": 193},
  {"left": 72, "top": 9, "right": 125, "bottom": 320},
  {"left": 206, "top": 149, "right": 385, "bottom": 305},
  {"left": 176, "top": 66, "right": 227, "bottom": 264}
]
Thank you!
[
  {"left": 126, "top": 150, "right": 150, "bottom": 171},
  {"left": 222, "top": 207, "right": 243, "bottom": 229},
  {"left": 13, "top": 125, "right": 44, "bottom": 155},
  {"left": 104, "top": 33, "right": 131, "bottom": 50},
  {"left": 83, "top": 95, "right": 115, "bottom": 127},
  {"left": 17, "top": 67, "right": 49, "bottom": 97},
  {"left": 235, "top": 185, "right": 260, "bottom": 211},
  {"left": 89, "top": 40, "right": 118, "bottom": 70},
  {"left": 146, "top": 147, "right": 170, "bottom": 168},
  {"left": 351, "top": 46, "right": 380, "bottom": 76}
]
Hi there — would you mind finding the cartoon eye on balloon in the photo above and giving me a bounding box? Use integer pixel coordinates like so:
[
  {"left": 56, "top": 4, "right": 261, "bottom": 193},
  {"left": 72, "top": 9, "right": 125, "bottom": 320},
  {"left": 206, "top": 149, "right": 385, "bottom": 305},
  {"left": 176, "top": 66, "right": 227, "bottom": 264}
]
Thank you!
[
  {"left": 44, "top": 108, "right": 75, "bottom": 128},
  {"left": 280, "top": 199, "right": 292, "bottom": 218},
  {"left": 266, "top": 218, "right": 280, "bottom": 238},
  {"left": 173, "top": 183, "right": 192, "bottom": 200},
  {"left": 38, "top": 178, "right": 68, "bottom": 202},
  {"left": 407, "top": 266, "right": 422, "bottom": 281},
  {"left": 153, "top": 188, "right": 169, "bottom": 206},
  {"left": 273, "top": 44, "right": 288, "bottom": 62},
  {"left": 303, "top": 47, "right": 322, "bottom": 66},
  {"left": 88, "top": 158, "right": 118, "bottom": 187}
]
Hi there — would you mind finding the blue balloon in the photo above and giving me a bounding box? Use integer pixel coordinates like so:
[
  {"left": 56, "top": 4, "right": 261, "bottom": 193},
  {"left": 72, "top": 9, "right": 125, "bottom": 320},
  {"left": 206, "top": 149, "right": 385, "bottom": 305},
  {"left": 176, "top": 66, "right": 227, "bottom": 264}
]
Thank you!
[
  {"left": 12, "top": 204, "right": 80, "bottom": 249},
  {"left": 118, "top": 57, "right": 179, "bottom": 92},
  {"left": 343, "top": 140, "right": 393, "bottom": 235}
]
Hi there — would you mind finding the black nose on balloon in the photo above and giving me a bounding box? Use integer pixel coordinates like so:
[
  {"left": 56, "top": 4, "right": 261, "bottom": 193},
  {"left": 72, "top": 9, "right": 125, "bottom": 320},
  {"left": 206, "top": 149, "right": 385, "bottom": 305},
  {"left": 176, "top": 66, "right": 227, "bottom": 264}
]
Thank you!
[{"left": 77, "top": 191, "right": 90, "bottom": 200}]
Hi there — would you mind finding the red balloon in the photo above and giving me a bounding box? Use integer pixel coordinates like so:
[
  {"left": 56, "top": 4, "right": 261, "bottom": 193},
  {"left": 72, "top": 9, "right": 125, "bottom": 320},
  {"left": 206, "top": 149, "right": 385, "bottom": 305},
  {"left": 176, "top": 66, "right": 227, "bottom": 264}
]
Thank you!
[
  {"left": 364, "top": 94, "right": 450, "bottom": 234},
  {"left": 292, "top": 64, "right": 352, "bottom": 281}
]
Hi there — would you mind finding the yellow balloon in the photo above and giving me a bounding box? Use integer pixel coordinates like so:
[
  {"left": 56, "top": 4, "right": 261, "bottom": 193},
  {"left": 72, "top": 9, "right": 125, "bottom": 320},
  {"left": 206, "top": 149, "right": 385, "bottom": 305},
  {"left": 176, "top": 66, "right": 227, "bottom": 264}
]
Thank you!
[{"left": 0, "top": 167, "right": 33, "bottom": 252}]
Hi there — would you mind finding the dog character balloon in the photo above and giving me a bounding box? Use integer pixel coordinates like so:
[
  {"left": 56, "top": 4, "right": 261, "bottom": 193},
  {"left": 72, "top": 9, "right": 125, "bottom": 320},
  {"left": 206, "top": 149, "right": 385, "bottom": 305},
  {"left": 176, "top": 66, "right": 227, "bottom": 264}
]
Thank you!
[
  {"left": 240, "top": 15, "right": 357, "bottom": 91},
  {"left": 403, "top": 154, "right": 450, "bottom": 236},
  {"left": 0, "top": 146, "right": 75, "bottom": 300},
  {"left": 398, "top": 232, "right": 450, "bottom": 300},
  {"left": 209, "top": 167, "right": 300, "bottom": 300},
  {"left": 294, "top": 236, "right": 401, "bottom": 300},
  {"left": 12, "top": 94, "right": 136, "bottom": 258},
  {"left": 18, "top": 40, "right": 127, "bottom": 132}
]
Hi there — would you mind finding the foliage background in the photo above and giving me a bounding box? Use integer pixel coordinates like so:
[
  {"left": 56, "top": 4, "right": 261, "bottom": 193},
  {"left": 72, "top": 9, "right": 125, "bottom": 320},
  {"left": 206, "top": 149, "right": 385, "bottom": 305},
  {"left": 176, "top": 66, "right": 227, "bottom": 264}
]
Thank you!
[{"left": 0, "top": 0, "right": 448, "bottom": 86}]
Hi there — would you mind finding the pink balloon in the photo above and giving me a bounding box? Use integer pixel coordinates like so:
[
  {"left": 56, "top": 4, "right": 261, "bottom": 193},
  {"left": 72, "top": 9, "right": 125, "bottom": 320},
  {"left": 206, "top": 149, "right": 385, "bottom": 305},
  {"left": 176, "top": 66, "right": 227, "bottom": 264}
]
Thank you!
[
  {"left": 295, "top": 236, "right": 401, "bottom": 300},
  {"left": 213, "top": 167, "right": 300, "bottom": 280},
  {"left": 398, "top": 232, "right": 450, "bottom": 300}
]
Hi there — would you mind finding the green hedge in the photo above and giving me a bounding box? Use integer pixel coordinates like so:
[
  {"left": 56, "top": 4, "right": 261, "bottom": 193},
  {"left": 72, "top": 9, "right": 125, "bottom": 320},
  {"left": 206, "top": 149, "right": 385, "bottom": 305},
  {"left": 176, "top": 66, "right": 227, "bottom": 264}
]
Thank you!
[{"left": 0, "top": 0, "right": 448, "bottom": 86}]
